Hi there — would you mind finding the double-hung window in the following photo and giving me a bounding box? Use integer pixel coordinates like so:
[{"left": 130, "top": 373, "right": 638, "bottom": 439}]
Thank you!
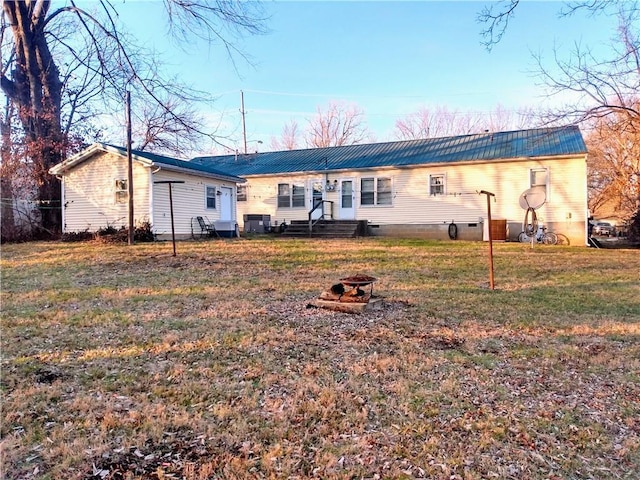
[
  {"left": 115, "top": 179, "right": 127, "bottom": 204},
  {"left": 530, "top": 168, "right": 549, "bottom": 199},
  {"left": 206, "top": 185, "right": 216, "bottom": 209},
  {"left": 429, "top": 174, "right": 445, "bottom": 196},
  {"left": 277, "top": 183, "right": 306, "bottom": 208},
  {"left": 237, "top": 185, "right": 247, "bottom": 202},
  {"left": 361, "top": 177, "right": 392, "bottom": 206},
  {"left": 530, "top": 168, "right": 548, "bottom": 189}
]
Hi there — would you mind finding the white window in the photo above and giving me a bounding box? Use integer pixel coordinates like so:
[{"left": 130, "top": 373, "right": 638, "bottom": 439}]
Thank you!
[
  {"left": 206, "top": 185, "right": 216, "bottom": 209},
  {"left": 361, "top": 177, "right": 392, "bottom": 206},
  {"left": 530, "top": 168, "right": 548, "bottom": 188},
  {"left": 429, "top": 174, "right": 445, "bottom": 196},
  {"left": 277, "top": 183, "right": 306, "bottom": 208},
  {"left": 115, "top": 179, "right": 127, "bottom": 204},
  {"left": 237, "top": 185, "right": 247, "bottom": 202},
  {"left": 292, "top": 183, "right": 305, "bottom": 207},
  {"left": 530, "top": 168, "right": 549, "bottom": 198}
]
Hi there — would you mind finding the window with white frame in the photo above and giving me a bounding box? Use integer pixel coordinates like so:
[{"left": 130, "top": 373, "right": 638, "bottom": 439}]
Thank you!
[
  {"left": 277, "top": 182, "right": 306, "bottom": 208},
  {"left": 361, "top": 177, "right": 392, "bottom": 206},
  {"left": 429, "top": 174, "right": 445, "bottom": 196},
  {"left": 237, "top": 185, "right": 247, "bottom": 202},
  {"left": 206, "top": 185, "right": 216, "bottom": 209},
  {"left": 115, "top": 179, "right": 127, "bottom": 203},
  {"left": 530, "top": 168, "right": 548, "bottom": 197},
  {"left": 292, "top": 183, "right": 305, "bottom": 207}
]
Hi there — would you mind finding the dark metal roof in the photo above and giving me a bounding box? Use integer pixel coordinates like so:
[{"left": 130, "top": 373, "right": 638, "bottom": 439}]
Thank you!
[
  {"left": 191, "top": 126, "right": 587, "bottom": 177},
  {"left": 103, "top": 144, "right": 245, "bottom": 182}
]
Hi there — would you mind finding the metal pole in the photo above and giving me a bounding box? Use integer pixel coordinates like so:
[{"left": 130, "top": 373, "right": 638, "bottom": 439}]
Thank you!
[
  {"left": 480, "top": 190, "right": 496, "bottom": 290},
  {"left": 126, "top": 91, "right": 134, "bottom": 245},
  {"left": 168, "top": 183, "right": 176, "bottom": 256},
  {"left": 241, "top": 90, "right": 247, "bottom": 154},
  {"left": 154, "top": 180, "right": 184, "bottom": 256}
]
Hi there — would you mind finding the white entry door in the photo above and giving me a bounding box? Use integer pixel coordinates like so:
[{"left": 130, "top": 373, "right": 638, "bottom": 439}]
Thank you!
[
  {"left": 219, "top": 186, "right": 233, "bottom": 221},
  {"left": 309, "top": 179, "right": 324, "bottom": 220},
  {"left": 339, "top": 178, "right": 355, "bottom": 219}
]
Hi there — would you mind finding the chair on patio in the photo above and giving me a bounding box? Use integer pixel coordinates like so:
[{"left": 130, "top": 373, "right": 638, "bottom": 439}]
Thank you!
[{"left": 193, "top": 216, "right": 218, "bottom": 238}]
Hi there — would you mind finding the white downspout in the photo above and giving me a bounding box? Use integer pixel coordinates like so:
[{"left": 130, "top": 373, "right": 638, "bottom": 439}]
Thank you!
[{"left": 149, "top": 166, "right": 161, "bottom": 230}]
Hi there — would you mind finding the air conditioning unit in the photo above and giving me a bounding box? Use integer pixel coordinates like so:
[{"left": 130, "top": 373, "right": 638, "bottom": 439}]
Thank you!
[{"left": 243, "top": 214, "right": 271, "bottom": 233}]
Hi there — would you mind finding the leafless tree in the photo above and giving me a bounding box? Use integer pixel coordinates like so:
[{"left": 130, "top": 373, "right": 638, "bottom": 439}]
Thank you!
[
  {"left": 477, "top": 0, "right": 617, "bottom": 50},
  {"left": 270, "top": 120, "right": 301, "bottom": 151},
  {"left": 394, "top": 104, "right": 537, "bottom": 140},
  {"left": 479, "top": 1, "right": 640, "bottom": 224},
  {"left": 586, "top": 108, "right": 640, "bottom": 222},
  {"left": 537, "top": 10, "right": 640, "bottom": 219},
  {"left": 304, "top": 101, "right": 371, "bottom": 148},
  {"left": 1, "top": 0, "right": 266, "bottom": 233}
]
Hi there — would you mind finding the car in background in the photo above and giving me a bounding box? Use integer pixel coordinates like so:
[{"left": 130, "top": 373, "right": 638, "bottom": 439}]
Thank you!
[{"left": 592, "top": 221, "right": 614, "bottom": 236}]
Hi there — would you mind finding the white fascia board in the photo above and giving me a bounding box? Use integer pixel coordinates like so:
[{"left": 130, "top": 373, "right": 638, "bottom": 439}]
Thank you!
[{"left": 149, "top": 163, "right": 246, "bottom": 184}]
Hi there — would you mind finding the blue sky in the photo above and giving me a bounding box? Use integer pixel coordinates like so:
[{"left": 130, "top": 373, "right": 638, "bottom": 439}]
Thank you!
[{"left": 115, "top": 1, "right": 617, "bottom": 152}]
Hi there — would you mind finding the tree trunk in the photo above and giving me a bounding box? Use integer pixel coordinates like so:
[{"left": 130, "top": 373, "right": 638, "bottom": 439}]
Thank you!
[
  {"left": 1, "top": 1, "right": 64, "bottom": 233},
  {"left": 1, "top": 100, "right": 16, "bottom": 239}
]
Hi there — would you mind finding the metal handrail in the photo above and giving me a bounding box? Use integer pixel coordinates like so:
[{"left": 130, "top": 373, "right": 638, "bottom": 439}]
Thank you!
[{"left": 308, "top": 200, "right": 334, "bottom": 234}]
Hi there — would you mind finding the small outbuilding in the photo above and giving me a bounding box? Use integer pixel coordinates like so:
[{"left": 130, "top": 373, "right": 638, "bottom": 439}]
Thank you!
[{"left": 49, "top": 143, "right": 245, "bottom": 239}]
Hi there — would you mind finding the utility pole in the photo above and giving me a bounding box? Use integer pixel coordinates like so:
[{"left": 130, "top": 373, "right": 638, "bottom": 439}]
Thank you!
[
  {"left": 240, "top": 90, "right": 247, "bottom": 154},
  {"left": 126, "top": 91, "right": 134, "bottom": 246}
]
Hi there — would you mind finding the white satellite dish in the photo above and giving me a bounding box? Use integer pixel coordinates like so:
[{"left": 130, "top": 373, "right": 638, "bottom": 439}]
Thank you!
[{"left": 518, "top": 186, "right": 546, "bottom": 210}]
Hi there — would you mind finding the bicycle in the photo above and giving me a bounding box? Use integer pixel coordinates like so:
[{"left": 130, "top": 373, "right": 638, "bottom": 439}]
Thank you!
[{"left": 518, "top": 224, "right": 558, "bottom": 245}]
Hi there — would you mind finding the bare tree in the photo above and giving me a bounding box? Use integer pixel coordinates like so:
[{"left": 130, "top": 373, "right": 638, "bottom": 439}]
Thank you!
[
  {"left": 477, "top": 0, "right": 617, "bottom": 50},
  {"left": 586, "top": 109, "right": 640, "bottom": 221},
  {"left": 536, "top": 9, "right": 640, "bottom": 219},
  {"left": 270, "top": 119, "right": 301, "bottom": 151},
  {"left": 304, "top": 101, "right": 371, "bottom": 148},
  {"left": 1, "top": 0, "right": 266, "bottom": 233},
  {"left": 394, "top": 104, "right": 537, "bottom": 140},
  {"left": 479, "top": 1, "right": 640, "bottom": 226}
]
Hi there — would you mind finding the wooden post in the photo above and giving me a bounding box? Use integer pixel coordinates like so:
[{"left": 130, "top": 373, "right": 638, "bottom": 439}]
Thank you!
[
  {"left": 154, "top": 181, "right": 185, "bottom": 256},
  {"left": 480, "top": 190, "right": 496, "bottom": 290}
]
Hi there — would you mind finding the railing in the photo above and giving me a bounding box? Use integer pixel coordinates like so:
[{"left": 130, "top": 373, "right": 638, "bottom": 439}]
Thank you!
[{"left": 308, "top": 200, "right": 334, "bottom": 234}]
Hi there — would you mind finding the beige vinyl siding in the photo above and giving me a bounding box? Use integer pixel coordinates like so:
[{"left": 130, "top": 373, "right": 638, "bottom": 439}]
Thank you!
[
  {"left": 151, "top": 169, "right": 238, "bottom": 237},
  {"left": 61, "top": 152, "right": 150, "bottom": 232},
  {"left": 237, "top": 155, "right": 587, "bottom": 241},
  {"left": 237, "top": 176, "right": 313, "bottom": 227}
]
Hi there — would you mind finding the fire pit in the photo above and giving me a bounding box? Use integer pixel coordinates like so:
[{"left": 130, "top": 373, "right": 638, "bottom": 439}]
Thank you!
[{"left": 310, "top": 274, "right": 383, "bottom": 313}]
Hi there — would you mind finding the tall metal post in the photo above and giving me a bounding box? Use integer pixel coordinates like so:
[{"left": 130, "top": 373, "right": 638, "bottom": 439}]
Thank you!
[
  {"left": 154, "top": 181, "right": 184, "bottom": 256},
  {"left": 126, "top": 91, "right": 134, "bottom": 245},
  {"left": 480, "top": 190, "right": 496, "bottom": 290}
]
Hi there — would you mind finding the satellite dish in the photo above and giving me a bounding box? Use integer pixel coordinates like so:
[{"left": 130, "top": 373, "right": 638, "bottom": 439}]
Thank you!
[{"left": 519, "top": 186, "right": 546, "bottom": 210}]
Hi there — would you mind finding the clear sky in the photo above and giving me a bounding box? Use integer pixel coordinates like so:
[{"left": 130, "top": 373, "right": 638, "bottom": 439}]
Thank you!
[{"left": 114, "top": 0, "right": 617, "bottom": 153}]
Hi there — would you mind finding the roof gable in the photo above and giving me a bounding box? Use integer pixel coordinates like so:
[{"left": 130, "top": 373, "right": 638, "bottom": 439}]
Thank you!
[
  {"left": 192, "top": 126, "right": 587, "bottom": 177},
  {"left": 49, "top": 143, "right": 245, "bottom": 183}
]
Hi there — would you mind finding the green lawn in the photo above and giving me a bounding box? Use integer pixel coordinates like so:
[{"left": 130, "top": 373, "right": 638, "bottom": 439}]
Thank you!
[{"left": 1, "top": 238, "right": 639, "bottom": 479}]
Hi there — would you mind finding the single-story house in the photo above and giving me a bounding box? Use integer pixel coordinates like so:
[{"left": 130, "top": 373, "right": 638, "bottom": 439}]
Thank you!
[
  {"left": 50, "top": 126, "right": 589, "bottom": 245},
  {"left": 191, "top": 126, "right": 589, "bottom": 245},
  {"left": 49, "top": 143, "right": 245, "bottom": 239}
]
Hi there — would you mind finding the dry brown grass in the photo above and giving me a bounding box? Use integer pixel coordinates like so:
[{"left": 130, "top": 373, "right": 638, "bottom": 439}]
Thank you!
[{"left": 1, "top": 238, "right": 639, "bottom": 479}]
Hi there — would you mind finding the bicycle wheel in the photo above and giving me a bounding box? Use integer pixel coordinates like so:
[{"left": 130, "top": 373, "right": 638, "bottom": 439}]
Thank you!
[
  {"left": 543, "top": 232, "right": 558, "bottom": 245},
  {"left": 555, "top": 233, "right": 570, "bottom": 246},
  {"left": 518, "top": 232, "right": 530, "bottom": 243}
]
